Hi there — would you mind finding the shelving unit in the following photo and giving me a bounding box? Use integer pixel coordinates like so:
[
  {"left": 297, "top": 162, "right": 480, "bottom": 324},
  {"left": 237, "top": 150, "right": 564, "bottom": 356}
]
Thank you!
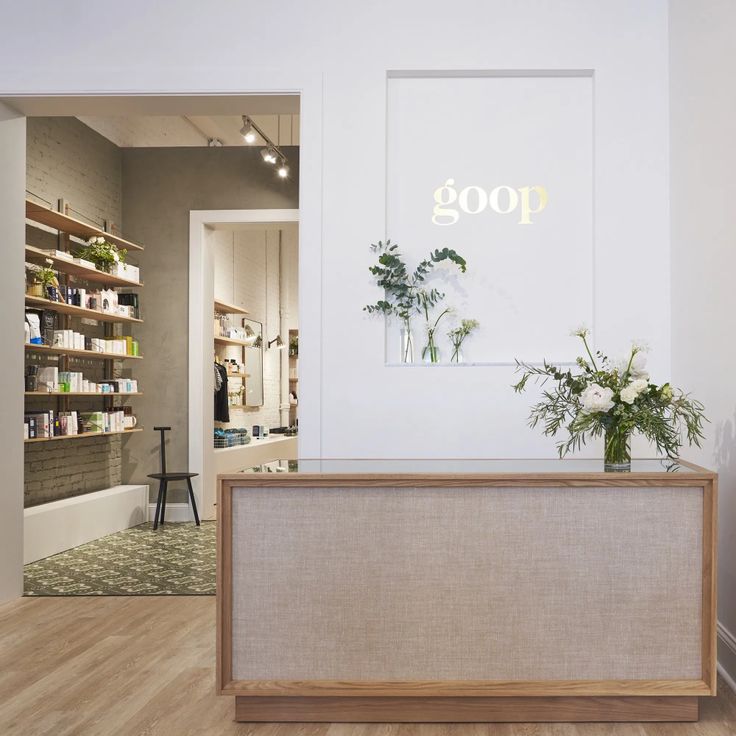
[
  {"left": 214, "top": 335, "right": 253, "bottom": 347},
  {"left": 25, "top": 392, "right": 142, "bottom": 397},
  {"left": 214, "top": 300, "right": 256, "bottom": 431},
  {"left": 24, "top": 428, "right": 143, "bottom": 444},
  {"left": 25, "top": 295, "right": 143, "bottom": 324},
  {"left": 288, "top": 328, "right": 298, "bottom": 426},
  {"left": 25, "top": 344, "right": 142, "bottom": 360},
  {"left": 24, "top": 198, "right": 144, "bottom": 442},
  {"left": 25, "top": 245, "right": 143, "bottom": 287},
  {"left": 214, "top": 298, "right": 249, "bottom": 315},
  {"left": 26, "top": 199, "right": 144, "bottom": 252}
]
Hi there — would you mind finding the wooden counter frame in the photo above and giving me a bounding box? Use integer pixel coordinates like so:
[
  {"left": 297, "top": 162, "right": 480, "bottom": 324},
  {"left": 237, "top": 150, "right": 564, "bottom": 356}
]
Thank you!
[{"left": 217, "top": 465, "right": 717, "bottom": 722}]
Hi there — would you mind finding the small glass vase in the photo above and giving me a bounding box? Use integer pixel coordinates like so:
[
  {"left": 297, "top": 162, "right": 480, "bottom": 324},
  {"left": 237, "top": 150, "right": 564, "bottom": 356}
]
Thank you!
[
  {"left": 450, "top": 346, "right": 464, "bottom": 363},
  {"left": 604, "top": 425, "right": 631, "bottom": 472},
  {"left": 400, "top": 324, "right": 414, "bottom": 364},
  {"left": 422, "top": 338, "right": 440, "bottom": 363}
]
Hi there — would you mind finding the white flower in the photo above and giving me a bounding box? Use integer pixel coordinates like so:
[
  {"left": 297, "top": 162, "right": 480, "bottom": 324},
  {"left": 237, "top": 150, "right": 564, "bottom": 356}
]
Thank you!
[
  {"left": 113, "top": 252, "right": 120, "bottom": 262},
  {"left": 615, "top": 352, "right": 649, "bottom": 380},
  {"left": 629, "top": 353, "right": 649, "bottom": 379},
  {"left": 580, "top": 383, "right": 615, "bottom": 414},
  {"left": 96, "top": 236, "right": 106, "bottom": 245},
  {"left": 570, "top": 324, "right": 590, "bottom": 338},
  {"left": 620, "top": 385, "right": 637, "bottom": 404},
  {"left": 620, "top": 378, "right": 649, "bottom": 405},
  {"left": 632, "top": 339, "right": 650, "bottom": 353}
]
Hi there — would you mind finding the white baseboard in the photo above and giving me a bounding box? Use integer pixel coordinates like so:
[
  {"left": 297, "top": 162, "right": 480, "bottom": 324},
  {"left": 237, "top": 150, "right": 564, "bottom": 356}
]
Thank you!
[
  {"left": 147, "top": 502, "right": 194, "bottom": 523},
  {"left": 718, "top": 620, "right": 736, "bottom": 692},
  {"left": 24, "top": 485, "right": 148, "bottom": 564}
]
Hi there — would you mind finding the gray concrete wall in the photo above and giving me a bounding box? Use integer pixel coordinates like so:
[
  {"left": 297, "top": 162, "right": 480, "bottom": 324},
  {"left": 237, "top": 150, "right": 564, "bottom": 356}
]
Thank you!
[{"left": 121, "top": 146, "right": 299, "bottom": 501}]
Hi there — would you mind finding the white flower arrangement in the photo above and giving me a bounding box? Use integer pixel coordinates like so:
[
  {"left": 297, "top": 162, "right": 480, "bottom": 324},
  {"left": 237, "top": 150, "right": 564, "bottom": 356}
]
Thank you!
[{"left": 513, "top": 328, "right": 707, "bottom": 469}]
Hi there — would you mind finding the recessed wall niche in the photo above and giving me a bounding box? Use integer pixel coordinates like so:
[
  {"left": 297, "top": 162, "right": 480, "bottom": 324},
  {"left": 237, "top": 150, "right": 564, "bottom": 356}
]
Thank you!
[{"left": 384, "top": 71, "right": 594, "bottom": 365}]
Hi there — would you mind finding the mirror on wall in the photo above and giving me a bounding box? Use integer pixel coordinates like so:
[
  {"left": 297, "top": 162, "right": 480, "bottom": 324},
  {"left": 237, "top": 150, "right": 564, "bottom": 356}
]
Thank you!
[{"left": 243, "top": 318, "right": 264, "bottom": 406}]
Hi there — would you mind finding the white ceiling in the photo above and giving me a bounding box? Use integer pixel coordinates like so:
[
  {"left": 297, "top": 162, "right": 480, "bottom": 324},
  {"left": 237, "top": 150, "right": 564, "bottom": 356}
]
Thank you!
[
  {"left": 77, "top": 114, "right": 300, "bottom": 148},
  {"left": 2, "top": 93, "right": 300, "bottom": 148}
]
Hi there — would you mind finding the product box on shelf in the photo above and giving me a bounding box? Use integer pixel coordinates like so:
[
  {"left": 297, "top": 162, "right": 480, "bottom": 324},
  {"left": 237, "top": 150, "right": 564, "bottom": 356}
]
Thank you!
[{"left": 112, "top": 262, "right": 140, "bottom": 283}]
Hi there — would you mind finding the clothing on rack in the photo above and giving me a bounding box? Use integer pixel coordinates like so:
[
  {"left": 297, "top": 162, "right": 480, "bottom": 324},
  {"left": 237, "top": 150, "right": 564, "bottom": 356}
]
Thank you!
[{"left": 214, "top": 362, "right": 230, "bottom": 422}]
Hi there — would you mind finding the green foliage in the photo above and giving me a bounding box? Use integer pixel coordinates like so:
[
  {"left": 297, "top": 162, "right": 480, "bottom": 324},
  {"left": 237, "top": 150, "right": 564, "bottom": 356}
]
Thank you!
[
  {"left": 512, "top": 330, "right": 707, "bottom": 460},
  {"left": 75, "top": 236, "right": 127, "bottom": 272},
  {"left": 27, "top": 259, "right": 58, "bottom": 288},
  {"left": 364, "top": 240, "right": 467, "bottom": 327}
]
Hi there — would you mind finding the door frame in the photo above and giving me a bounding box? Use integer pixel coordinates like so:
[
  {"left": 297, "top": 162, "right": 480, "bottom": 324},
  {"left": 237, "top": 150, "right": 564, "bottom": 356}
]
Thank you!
[
  {"left": 189, "top": 209, "right": 299, "bottom": 520},
  {"left": 0, "top": 72, "right": 323, "bottom": 602}
]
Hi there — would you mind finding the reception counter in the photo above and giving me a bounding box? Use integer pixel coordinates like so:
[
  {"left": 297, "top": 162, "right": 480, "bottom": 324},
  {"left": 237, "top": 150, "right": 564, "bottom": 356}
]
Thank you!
[{"left": 217, "top": 459, "right": 716, "bottom": 723}]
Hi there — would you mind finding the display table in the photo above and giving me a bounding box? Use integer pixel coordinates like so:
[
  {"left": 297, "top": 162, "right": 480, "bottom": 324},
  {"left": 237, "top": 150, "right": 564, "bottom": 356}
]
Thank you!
[{"left": 217, "top": 459, "right": 716, "bottom": 723}]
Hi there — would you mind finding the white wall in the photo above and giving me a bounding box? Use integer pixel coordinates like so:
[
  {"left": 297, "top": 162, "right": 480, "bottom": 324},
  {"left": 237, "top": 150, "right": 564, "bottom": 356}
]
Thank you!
[
  {"left": 0, "top": 1, "right": 672, "bottom": 595},
  {"left": 669, "top": 0, "right": 736, "bottom": 682},
  {"left": 0, "top": 102, "right": 25, "bottom": 603},
  {"left": 0, "top": 1, "right": 671, "bottom": 461}
]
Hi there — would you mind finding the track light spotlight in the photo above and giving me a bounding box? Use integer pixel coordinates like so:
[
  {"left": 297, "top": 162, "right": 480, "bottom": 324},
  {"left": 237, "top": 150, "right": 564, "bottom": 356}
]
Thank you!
[
  {"left": 239, "top": 116, "right": 256, "bottom": 144},
  {"left": 243, "top": 114, "right": 289, "bottom": 177},
  {"left": 261, "top": 147, "right": 278, "bottom": 164}
]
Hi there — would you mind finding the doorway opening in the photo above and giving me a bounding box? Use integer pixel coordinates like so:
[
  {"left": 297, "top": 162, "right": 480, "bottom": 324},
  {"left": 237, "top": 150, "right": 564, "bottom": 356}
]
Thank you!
[
  {"left": 10, "top": 96, "right": 308, "bottom": 596},
  {"left": 189, "top": 213, "right": 300, "bottom": 521}
]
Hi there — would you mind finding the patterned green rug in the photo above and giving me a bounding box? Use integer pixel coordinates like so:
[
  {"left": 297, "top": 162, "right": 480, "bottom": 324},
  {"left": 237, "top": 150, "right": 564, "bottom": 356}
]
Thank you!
[{"left": 24, "top": 522, "right": 216, "bottom": 596}]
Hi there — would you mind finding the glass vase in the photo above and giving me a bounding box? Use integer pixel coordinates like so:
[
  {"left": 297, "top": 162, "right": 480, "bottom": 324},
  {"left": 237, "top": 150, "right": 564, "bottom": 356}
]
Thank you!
[
  {"left": 400, "top": 324, "right": 414, "bottom": 364},
  {"left": 450, "top": 346, "right": 464, "bottom": 363},
  {"left": 604, "top": 424, "right": 631, "bottom": 472},
  {"left": 422, "top": 331, "right": 440, "bottom": 363}
]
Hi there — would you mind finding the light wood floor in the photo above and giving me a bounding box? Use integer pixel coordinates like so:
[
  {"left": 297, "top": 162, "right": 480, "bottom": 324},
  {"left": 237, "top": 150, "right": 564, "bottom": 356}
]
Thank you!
[{"left": 1, "top": 596, "right": 734, "bottom": 736}]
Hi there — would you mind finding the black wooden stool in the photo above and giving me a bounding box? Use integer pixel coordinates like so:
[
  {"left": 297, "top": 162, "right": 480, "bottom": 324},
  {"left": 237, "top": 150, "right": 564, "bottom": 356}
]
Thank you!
[{"left": 148, "top": 426, "right": 200, "bottom": 530}]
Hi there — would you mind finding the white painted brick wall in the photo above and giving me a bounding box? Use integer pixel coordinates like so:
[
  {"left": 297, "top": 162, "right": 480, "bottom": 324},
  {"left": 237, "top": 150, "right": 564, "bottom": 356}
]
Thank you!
[
  {"left": 24, "top": 118, "right": 126, "bottom": 507},
  {"left": 213, "top": 228, "right": 296, "bottom": 432}
]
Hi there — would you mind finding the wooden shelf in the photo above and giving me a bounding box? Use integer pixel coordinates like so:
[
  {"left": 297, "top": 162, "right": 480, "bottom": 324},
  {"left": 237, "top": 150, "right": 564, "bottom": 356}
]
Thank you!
[
  {"left": 25, "top": 245, "right": 143, "bottom": 287},
  {"left": 25, "top": 295, "right": 143, "bottom": 324},
  {"left": 214, "top": 335, "right": 253, "bottom": 347},
  {"left": 25, "top": 344, "right": 142, "bottom": 361},
  {"left": 226, "top": 373, "right": 251, "bottom": 378},
  {"left": 25, "top": 392, "right": 142, "bottom": 397},
  {"left": 24, "top": 428, "right": 143, "bottom": 444},
  {"left": 214, "top": 298, "right": 249, "bottom": 315},
  {"left": 26, "top": 199, "right": 144, "bottom": 252}
]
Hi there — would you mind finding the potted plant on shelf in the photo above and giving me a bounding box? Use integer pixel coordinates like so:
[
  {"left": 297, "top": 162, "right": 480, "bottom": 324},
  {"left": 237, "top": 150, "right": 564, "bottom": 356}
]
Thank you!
[
  {"left": 26, "top": 259, "right": 62, "bottom": 301},
  {"left": 364, "top": 240, "right": 467, "bottom": 363},
  {"left": 447, "top": 319, "right": 480, "bottom": 363},
  {"left": 75, "top": 236, "right": 127, "bottom": 273},
  {"left": 512, "top": 326, "right": 707, "bottom": 471}
]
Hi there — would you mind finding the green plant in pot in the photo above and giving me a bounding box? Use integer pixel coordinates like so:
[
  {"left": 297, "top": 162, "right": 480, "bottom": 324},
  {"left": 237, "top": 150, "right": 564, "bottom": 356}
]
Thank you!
[
  {"left": 76, "top": 236, "right": 127, "bottom": 273},
  {"left": 512, "top": 327, "right": 707, "bottom": 471},
  {"left": 26, "top": 259, "right": 60, "bottom": 300},
  {"left": 447, "top": 318, "right": 480, "bottom": 363},
  {"left": 364, "top": 240, "right": 467, "bottom": 363}
]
